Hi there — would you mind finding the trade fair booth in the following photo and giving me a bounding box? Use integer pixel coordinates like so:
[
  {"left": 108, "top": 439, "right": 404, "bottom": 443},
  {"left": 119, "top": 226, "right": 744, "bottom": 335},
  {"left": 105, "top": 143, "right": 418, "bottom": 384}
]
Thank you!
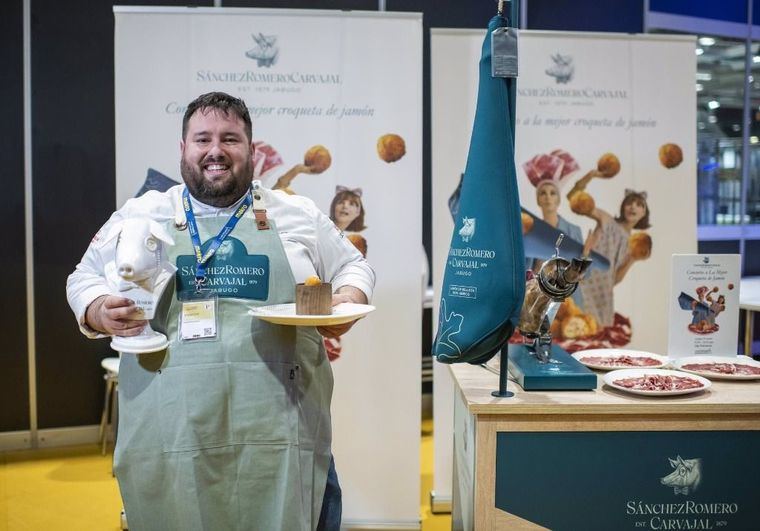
[
  {"left": 2, "top": 2, "right": 760, "bottom": 530},
  {"left": 431, "top": 20, "right": 760, "bottom": 531}
]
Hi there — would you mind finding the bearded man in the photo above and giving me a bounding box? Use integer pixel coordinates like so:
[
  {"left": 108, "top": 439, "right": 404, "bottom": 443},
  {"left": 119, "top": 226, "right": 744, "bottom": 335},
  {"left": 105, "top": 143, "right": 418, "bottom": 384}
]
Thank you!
[{"left": 67, "top": 92, "right": 374, "bottom": 531}]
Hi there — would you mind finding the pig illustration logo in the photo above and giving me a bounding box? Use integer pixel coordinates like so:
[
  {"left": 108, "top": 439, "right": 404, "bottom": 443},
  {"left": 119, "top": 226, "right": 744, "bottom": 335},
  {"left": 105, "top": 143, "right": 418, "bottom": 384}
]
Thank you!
[
  {"left": 459, "top": 217, "right": 476, "bottom": 243},
  {"left": 546, "top": 53, "right": 574, "bottom": 84},
  {"left": 214, "top": 239, "right": 235, "bottom": 261},
  {"left": 246, "top": 33, "right": 279, "bottom": 68},
  {"left": 660, "top": 455, "right": 701, "bottom": 495}
]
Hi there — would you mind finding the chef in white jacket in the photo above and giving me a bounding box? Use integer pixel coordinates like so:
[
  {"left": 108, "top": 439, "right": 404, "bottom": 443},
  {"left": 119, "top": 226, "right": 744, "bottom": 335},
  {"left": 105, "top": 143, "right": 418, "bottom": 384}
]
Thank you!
[{"left": 67, "top": 91, "right": 374, "bottom": 531}]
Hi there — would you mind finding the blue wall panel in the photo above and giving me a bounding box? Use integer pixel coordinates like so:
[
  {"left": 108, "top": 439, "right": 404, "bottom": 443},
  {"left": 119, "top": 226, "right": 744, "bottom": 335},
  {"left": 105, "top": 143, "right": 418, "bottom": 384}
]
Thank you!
[
  {"left": 528, "top": 0, "right": 644, "bottom": 33},
  {"left": 651, "top": 0, "right": 747, "bottom": 24}
]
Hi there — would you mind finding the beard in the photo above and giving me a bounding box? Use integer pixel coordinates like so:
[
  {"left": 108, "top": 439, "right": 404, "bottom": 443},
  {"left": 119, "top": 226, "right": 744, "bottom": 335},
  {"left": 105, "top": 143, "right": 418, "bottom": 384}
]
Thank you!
[{"left": 180, "top": 155, "right": 253, "bottom": 208}]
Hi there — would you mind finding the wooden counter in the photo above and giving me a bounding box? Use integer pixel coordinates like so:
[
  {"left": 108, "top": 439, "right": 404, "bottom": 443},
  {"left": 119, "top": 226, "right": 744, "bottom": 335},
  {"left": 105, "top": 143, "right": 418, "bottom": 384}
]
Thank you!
[{"left": 449, "top": 362, "right": 760, "bottom": 531}]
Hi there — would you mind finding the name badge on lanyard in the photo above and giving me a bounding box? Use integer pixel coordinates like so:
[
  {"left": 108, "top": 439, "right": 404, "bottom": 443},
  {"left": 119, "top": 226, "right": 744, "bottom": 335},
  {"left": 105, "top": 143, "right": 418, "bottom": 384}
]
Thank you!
[
  {"left": 179, "top": 291, "right": 219, "bottom": 341},
  {"left": 179, "top": 187, "right": 252, "bottom": 342}
]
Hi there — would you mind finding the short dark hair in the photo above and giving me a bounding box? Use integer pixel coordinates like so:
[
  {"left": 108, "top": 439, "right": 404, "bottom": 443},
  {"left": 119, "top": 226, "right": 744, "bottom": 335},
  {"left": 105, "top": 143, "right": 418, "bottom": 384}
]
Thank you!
[{"left": 182, "top": 92, "right": 252, "bottom": 141}]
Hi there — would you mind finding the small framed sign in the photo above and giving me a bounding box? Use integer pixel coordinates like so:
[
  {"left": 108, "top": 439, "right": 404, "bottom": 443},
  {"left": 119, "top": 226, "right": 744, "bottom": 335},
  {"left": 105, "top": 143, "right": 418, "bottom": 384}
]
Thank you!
[{"left": 668, "top": 254, "right": 740, "bottom": 359}]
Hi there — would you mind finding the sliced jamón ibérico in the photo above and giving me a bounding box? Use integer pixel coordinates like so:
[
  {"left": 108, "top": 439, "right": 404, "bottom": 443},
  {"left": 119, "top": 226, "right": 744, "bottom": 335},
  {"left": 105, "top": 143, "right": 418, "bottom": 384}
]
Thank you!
[
  {"left": 613, "top": 374, "right": 703, "bottom": 391},
  {"left": 580, "top": 355, "right": 660, "bottom": 367},
  {"left": 681, "top": 362, "right": 760, "bottom": 376}
]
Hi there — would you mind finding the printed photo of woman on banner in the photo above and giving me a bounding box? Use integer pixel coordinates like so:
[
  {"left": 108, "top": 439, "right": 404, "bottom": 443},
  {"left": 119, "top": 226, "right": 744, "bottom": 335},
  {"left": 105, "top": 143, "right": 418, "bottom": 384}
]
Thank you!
[
  {"left": 522, "top": 149, "right": 584, "bottom": 273},
  {"left": 324, "top": 185, "right": 369, "bottom": 361},
  {"left": 521, "top": 151, "right": 654, "bottom": 352}
]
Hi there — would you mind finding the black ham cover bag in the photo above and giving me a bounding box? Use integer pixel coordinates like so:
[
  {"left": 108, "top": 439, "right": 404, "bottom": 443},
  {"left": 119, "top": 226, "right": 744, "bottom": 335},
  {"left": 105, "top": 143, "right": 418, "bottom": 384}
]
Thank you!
[{"left": 433, "top": 16, "right": 525, "bottom": 365}]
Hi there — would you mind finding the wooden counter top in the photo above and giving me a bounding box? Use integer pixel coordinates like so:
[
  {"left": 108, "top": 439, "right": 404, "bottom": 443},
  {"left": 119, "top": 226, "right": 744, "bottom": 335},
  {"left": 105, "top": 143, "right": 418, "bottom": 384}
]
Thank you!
[{"left": 450, "top": 362, "right": 760, "bottom": 416}]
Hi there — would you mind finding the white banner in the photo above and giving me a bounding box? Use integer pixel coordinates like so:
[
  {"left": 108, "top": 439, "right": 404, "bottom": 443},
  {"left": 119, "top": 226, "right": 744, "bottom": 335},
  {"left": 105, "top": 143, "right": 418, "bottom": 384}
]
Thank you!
[
  {"left": 432, "top": 28, "right": 696, "bottom": 505},
  {"left": 115, "top": 8, "right": 422, "bottom": 527}
]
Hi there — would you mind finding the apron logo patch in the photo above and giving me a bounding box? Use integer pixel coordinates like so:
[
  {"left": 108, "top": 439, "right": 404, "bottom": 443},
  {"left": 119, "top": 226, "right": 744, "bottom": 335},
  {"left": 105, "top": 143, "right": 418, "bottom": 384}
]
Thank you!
[{"left": 176, "top": 237, "right": 270, "bottom": 300}]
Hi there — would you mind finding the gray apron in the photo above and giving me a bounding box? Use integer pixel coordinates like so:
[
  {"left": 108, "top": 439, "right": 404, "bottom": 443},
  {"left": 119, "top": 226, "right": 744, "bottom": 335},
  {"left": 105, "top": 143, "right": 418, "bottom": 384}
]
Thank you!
[{"left": 114, "top": 205, "right": 333, "bottom": 531}]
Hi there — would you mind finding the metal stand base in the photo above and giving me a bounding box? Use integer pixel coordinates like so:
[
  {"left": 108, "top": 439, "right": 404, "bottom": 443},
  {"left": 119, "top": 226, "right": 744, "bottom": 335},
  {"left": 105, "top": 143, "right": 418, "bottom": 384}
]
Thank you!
[
  {"left": 508, "top": 343, "right": 597, "bottom": 390},
  {"left": 491, "top": 344, "right": 514, "bottom": 398}
]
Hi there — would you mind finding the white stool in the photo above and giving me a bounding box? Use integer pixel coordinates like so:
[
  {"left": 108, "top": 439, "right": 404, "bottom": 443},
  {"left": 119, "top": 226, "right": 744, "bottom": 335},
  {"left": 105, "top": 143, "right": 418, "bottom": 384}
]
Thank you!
[{"left": 98, "top": 356, "right": 120, "bottom": 455}]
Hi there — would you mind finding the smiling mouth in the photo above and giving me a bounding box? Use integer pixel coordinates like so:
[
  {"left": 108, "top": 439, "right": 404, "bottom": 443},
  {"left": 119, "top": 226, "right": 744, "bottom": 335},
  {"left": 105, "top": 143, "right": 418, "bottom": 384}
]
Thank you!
[{"left": 203, "top": 162, "right": 230, "bottom": 178}]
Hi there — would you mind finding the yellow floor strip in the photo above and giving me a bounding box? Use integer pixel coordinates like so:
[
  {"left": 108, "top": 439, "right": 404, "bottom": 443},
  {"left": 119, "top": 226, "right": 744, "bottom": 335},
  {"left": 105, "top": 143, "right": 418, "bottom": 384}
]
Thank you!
[
  {"left": 420, "top": 419, "right": 451, "bottom": 531},
  {"left": 1, "top": 423, "right": 451, "bottom": 530},
  {"left": 0, "top": 445, "right": 122, "bottom": 530}
]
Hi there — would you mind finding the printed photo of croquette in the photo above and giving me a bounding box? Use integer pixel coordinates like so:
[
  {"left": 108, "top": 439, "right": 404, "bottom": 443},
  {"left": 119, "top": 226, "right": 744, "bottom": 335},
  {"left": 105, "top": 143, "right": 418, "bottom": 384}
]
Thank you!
[
  {"left": 303, "top": 144, "right": 332, "bottom": 173},
  {"left": 377, "top": 133, "right": 406, "bottom": 163},
  {"left": 659, "top": 143, "right": 683, "bottom": 169},
  {"left": 595, "top": 153, "right": 620, "bottom": 178},
  {"left": 272, "top": 144, "right": 332, "bottom": 193}
]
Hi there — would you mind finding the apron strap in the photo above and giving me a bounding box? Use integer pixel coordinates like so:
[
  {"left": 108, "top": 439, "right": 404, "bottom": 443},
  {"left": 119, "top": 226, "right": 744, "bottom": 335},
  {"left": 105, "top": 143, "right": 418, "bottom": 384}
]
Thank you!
[
  {"left": 173, "top": 184, "right": 269, "bottom": 230},
  {"left": 174, "top": 189, "right": 188, "bottom": 230},
  {"left": 252, "top": 181, "right": 270, "bottom": 231},
  {"left": 254, "top": 209, "right": 270, "bottom": 230}
]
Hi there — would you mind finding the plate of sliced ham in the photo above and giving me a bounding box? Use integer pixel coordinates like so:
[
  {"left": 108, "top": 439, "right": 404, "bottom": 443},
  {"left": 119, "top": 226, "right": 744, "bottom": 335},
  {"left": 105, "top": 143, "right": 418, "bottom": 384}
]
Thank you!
[
  {"left": 671, "top": 356, "right": 760, "bottom": 381},
  {"left": 603, "top": 369, "right": 711, "bottom": 396},
  {"left": 572, "top": 349, "right": 668, "bottom": 371}
]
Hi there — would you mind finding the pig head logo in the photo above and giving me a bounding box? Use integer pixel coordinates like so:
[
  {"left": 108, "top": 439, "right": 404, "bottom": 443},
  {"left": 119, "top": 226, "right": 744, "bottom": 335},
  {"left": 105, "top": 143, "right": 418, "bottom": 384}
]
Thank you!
[
  {"left": 459, "top": 217, "right": 476, "bottom": 243},
  {"left": 546, "top": 53, "right": 574, "bottom": 84},
  {"left": 660, "top": 455, "right": 701, "bottom": 495},
  {"left": 245, "top": 33, "right": 279, "bottom": 68}
]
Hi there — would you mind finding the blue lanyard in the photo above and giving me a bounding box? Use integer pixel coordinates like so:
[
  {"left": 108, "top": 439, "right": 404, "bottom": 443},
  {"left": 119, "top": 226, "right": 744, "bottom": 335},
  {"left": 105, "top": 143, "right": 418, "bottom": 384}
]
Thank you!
[{"left": 182, "top": 187, "right": 252, "bottom": 288}]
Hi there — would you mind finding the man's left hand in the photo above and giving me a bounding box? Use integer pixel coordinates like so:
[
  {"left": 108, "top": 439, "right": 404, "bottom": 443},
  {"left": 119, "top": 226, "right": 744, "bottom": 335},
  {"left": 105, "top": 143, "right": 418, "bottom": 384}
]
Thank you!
[{"left": 317, "top": 286, "right": 368, "bottom": 339}]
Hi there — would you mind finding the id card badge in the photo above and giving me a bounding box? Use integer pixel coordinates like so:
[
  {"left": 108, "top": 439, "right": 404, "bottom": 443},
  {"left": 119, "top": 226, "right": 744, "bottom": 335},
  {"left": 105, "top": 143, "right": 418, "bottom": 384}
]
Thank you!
[{"left": 179, "top": 290, "right": 219, "bottom": 342}]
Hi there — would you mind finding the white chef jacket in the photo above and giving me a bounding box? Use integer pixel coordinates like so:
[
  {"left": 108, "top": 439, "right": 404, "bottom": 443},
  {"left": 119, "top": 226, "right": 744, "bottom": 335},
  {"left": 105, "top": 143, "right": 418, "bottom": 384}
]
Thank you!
[{"left": 67, "top": 183, "right": 375, "bottom": 338}]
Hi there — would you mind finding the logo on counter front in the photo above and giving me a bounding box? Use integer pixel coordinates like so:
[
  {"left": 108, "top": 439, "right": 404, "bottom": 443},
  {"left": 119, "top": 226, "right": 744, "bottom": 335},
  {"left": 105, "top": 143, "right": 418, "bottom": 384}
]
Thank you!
[
  {"left": 458, "top": 217, "right": 476, "bottom": 243},
  {"left": 245, "top": 33, "right": 279, "bottom": 67},
  {"left": 545, "top": 53, "right": 574, "bottom": 84},
  {"left": 660, "top": 455, "right": 702, "bottom": 495}
]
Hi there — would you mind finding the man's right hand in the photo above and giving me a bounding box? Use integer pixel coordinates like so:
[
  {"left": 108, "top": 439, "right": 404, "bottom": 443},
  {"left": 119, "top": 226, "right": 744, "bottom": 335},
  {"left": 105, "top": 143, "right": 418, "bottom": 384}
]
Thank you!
[{"left": 85, "top": 295, "right": 147, "bottom": 336}]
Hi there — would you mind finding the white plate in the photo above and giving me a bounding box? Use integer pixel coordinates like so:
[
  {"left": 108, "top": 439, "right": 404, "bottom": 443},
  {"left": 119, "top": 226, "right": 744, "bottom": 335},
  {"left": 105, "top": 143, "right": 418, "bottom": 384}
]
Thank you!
[
  {"left": 671, "top": 355, "right": 760, "bottom": 381},
  {"left": 572, "top": 349, "right": 668, "bottom": 371},
  {"left": 248, "top": 302, "right": 375, "bottom": 326},
  {"left": 603, "top": 369, "right": 711, "bottom": 397}
]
